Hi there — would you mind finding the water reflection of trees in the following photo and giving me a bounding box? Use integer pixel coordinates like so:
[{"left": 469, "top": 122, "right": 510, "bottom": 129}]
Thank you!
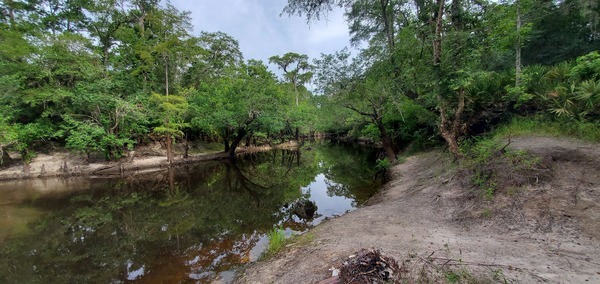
[
  {"left": 0, "top": 150, "right": 314, "bottom": 283},
  {"left": 0, "top": 143, "right": 381, "bottom": 283},
  {"left": 318, "top": 143, "right": 382, "bottom": 203}
]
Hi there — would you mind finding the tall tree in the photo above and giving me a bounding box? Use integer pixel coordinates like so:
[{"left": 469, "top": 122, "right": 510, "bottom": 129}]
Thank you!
[
  {"left": 269, "top": 52, "right": 313, "bottom": 107},
  {"left": 269, "top": 52, "right": 314, "bottom": 140},
  {"left": 37, "top": 0, "right": 87, "bottom": 35},
  {"left": 151, "top": 92, "right": 188, "bottom": 164},
  {"left": 183, "top": 31, "right": 243, "bottom": 88},
  {"left": 284, "top": 0, "right": 405, "bottom": 70},
  {"left": 0, "top": 0, "right": 37, "bottom": 29},
  {"left": 83, "top": 0, "right": 129, "bottom": 69},
  {"left": 190, "top": 60, "right": 285, "bottom": 158}
]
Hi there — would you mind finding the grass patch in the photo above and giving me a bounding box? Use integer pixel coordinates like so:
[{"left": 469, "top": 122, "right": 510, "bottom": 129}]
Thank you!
[
  {"left": 459, "top": 134, "right": 551, "bottom": 200},
  {"left": 263, "top": 228, "right": 316, "bottom": 259},
  {"left": 445, "top": 269, "right": 477, "bottom": 283},
  {"left": 493, "top": 116, "right": 600, "bottom": 142},
  {"left": 290, "top": 231, "right": 315, "bottom": 247},
  {"left": 266, "top": 226, "right": 286, "bottom": 256}
]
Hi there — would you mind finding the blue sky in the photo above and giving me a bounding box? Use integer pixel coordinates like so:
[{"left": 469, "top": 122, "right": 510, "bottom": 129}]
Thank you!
[{"left": 170, "top": 0, "right": 352, "bottom": 72}]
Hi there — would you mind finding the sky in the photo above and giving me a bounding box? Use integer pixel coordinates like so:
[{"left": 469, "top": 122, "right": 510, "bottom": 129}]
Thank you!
[{"left": 169, "top": 0, "right": 352, "bottom": 73}]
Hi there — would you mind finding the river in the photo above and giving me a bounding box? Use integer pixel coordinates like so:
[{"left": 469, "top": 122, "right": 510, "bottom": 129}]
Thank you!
[{"left": 0, "top": 141, "right": 384, "bottom": 283}]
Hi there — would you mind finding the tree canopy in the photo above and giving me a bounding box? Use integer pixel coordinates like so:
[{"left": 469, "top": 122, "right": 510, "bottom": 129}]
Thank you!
[{"left": 0, "top": 0, "right": 598, "bottom": 165}]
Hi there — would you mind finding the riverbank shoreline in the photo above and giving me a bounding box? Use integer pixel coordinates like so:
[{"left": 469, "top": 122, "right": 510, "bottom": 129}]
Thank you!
[
  {"left": 234, "top": 136, "right": 600, "bottom": 283},
  {"left": 0, "top": 142, "right": 299, "bottom": 181}
]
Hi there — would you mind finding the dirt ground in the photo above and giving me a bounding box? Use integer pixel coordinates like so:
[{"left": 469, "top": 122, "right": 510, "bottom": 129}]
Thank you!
[{"left": 234, "top": 136, "right": 600, "bottom": 284}]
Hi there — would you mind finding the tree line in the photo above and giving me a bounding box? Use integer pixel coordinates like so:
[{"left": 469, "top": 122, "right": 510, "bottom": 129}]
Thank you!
[
  {"left": 287, "top": 0, "right": 599, "bottom": 163},
  {"left": 0, "top": 0, "right": 320, "bottom": 163},
  {"left": 1, "top": 0, "right": 599, "bottom": 165}
]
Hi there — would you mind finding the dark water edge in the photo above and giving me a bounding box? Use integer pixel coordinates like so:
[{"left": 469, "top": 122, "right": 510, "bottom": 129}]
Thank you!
[{"left": 0, "top": 141, "right": 384, "bottom": 283}]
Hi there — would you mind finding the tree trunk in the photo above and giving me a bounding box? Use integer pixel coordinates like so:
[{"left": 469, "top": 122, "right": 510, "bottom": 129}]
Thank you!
[
  {"left": 380, "top": 0, "right": 395, "bottom": 52},
  {"left": 438, "top": 89, "right": 465, "bottom": 161},
  {"left": 245, "top": 130, "right": 253, "bottom": 146},
  {"left": 294, "top": 82, "right": 299, "bottom": 107},
  {"left": 440, "top": 127, "right": 461, "bottom": 161},
  {"left": 375, "top": 119, "right": 397, "bottom": 164},
  {"left": 103, "top": 44, "right": 109, "bottom": 68},
  {"left": 223, "top": 128, "right": 231, "bottom": 152},
  {"left": 515, "top": 0, "right": 522, "bottom": 87},
  {"left": 433, "top": 0, "right": 446, "bottom": 66},
  {"left": 166, "top": 133, "right": 174, "bottom": 164},
  {"left": 138, "top": 13, "right": 146, "bottom": 36},
  {"left": 1, "top": 147, "right": 12, "bottom": 166},
  {"left": 168, "top": 167, "right": 175, "bottom": 192},
  {"left": 7, "top": 0, "right": 15, "bottom": 28},
  {"left": 183, "top": 133, "right": 189, "bottom": 159},
  {"left": 227, "top": 128, "right": 248, "bottom": 158},
  {"left": 164, "top": 54, "right": 169, "bottom": 96}
]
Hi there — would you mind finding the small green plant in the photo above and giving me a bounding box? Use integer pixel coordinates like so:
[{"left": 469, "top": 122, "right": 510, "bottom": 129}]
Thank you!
[
  {"left": 469, "top": 167, "right": 497, "bottom": 200},
  {"left": 375, "top": 157, "right": 392, "bottom": 171},
  {"left": 444, "top": 268, "right": 477, "bottom": 283},
  {"left": 266, "top": 226, "right": 286, "bottom": 256},
  {"left": 492, "top": 268, "right": 508, "bottom": 283},
  {"left": 445, "top": 271, "right": 461, "bottom": 283},
  {"left": 484, "top": 182, "right": 497, "bottom": 200},
  {"left": 481, "top": 208, "right": 492, "bottom": 218}
]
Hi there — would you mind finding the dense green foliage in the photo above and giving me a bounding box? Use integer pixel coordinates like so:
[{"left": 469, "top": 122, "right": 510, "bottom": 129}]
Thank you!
[
  {"left": 0, "top": 0, "right": 598, "bottom": 163},
  {"left": 0, "top": 1, "right": 314, "bottom": 162},
  {"left": 285, "top": 0, "right": 599, "bottom": 161}
]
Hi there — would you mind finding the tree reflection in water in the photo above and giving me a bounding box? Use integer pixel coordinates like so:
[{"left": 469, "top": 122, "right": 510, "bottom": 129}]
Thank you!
[{"left": 0, "top": 142, "right": 382, "bottom": 283}]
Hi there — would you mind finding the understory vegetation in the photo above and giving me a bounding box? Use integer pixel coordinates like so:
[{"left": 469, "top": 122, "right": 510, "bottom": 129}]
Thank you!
[
  {"left": 460, "top": 135, "right": 551, "bottom": 200},
  {"left": 1, "top": 0, "right": 598, "bottom": 175},
  {"left": 266, "top": 227, "right": 286, "bottom": 257},
  {"left": 456, "top": 115, "right": 597, "bottom": 200}
]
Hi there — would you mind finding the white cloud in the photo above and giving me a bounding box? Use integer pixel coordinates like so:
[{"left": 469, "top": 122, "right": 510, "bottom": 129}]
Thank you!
[
  {"left": 169, "top": 0, "right": 352, "bottom": 71},
  {"left": 306, "top": 11, "right": 348, "bottom": 45}
]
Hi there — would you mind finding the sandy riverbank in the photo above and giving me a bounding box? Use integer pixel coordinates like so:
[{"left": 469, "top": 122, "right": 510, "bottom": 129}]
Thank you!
[
  {"left": 0, "top": 142, "right": 298, "bottom": 181},
  {"left": 234, "top": 136, "right": 600, "bottom": 283}
]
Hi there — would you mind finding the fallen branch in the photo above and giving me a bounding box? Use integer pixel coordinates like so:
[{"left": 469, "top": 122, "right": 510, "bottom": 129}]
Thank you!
[{"left": 427, "top": 257, "right": 517, "bottom": 269}]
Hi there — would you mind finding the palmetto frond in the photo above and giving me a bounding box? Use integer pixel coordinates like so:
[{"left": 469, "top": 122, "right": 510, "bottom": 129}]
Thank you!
[
  {"left": 575, "top": 80, "right": 600, "bottom": 109},
  {"left": 549, "top": 107, "right": 574, "bottom": 117},
  {"left": 544, "top": 61, "right": 572, "bottom": 83}
]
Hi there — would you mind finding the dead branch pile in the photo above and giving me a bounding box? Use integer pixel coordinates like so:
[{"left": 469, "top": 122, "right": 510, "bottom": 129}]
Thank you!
[{"left": 338, "top": 249, "right": 403, "bottom": 284}]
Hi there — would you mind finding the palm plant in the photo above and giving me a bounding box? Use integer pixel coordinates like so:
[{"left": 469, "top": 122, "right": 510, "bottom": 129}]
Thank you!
[
  {"left": 575, "top": 80, "right": 600, "bottom": 120},
  {"left": 545, "top": 84, "right": 576, "bottom": 118}
]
